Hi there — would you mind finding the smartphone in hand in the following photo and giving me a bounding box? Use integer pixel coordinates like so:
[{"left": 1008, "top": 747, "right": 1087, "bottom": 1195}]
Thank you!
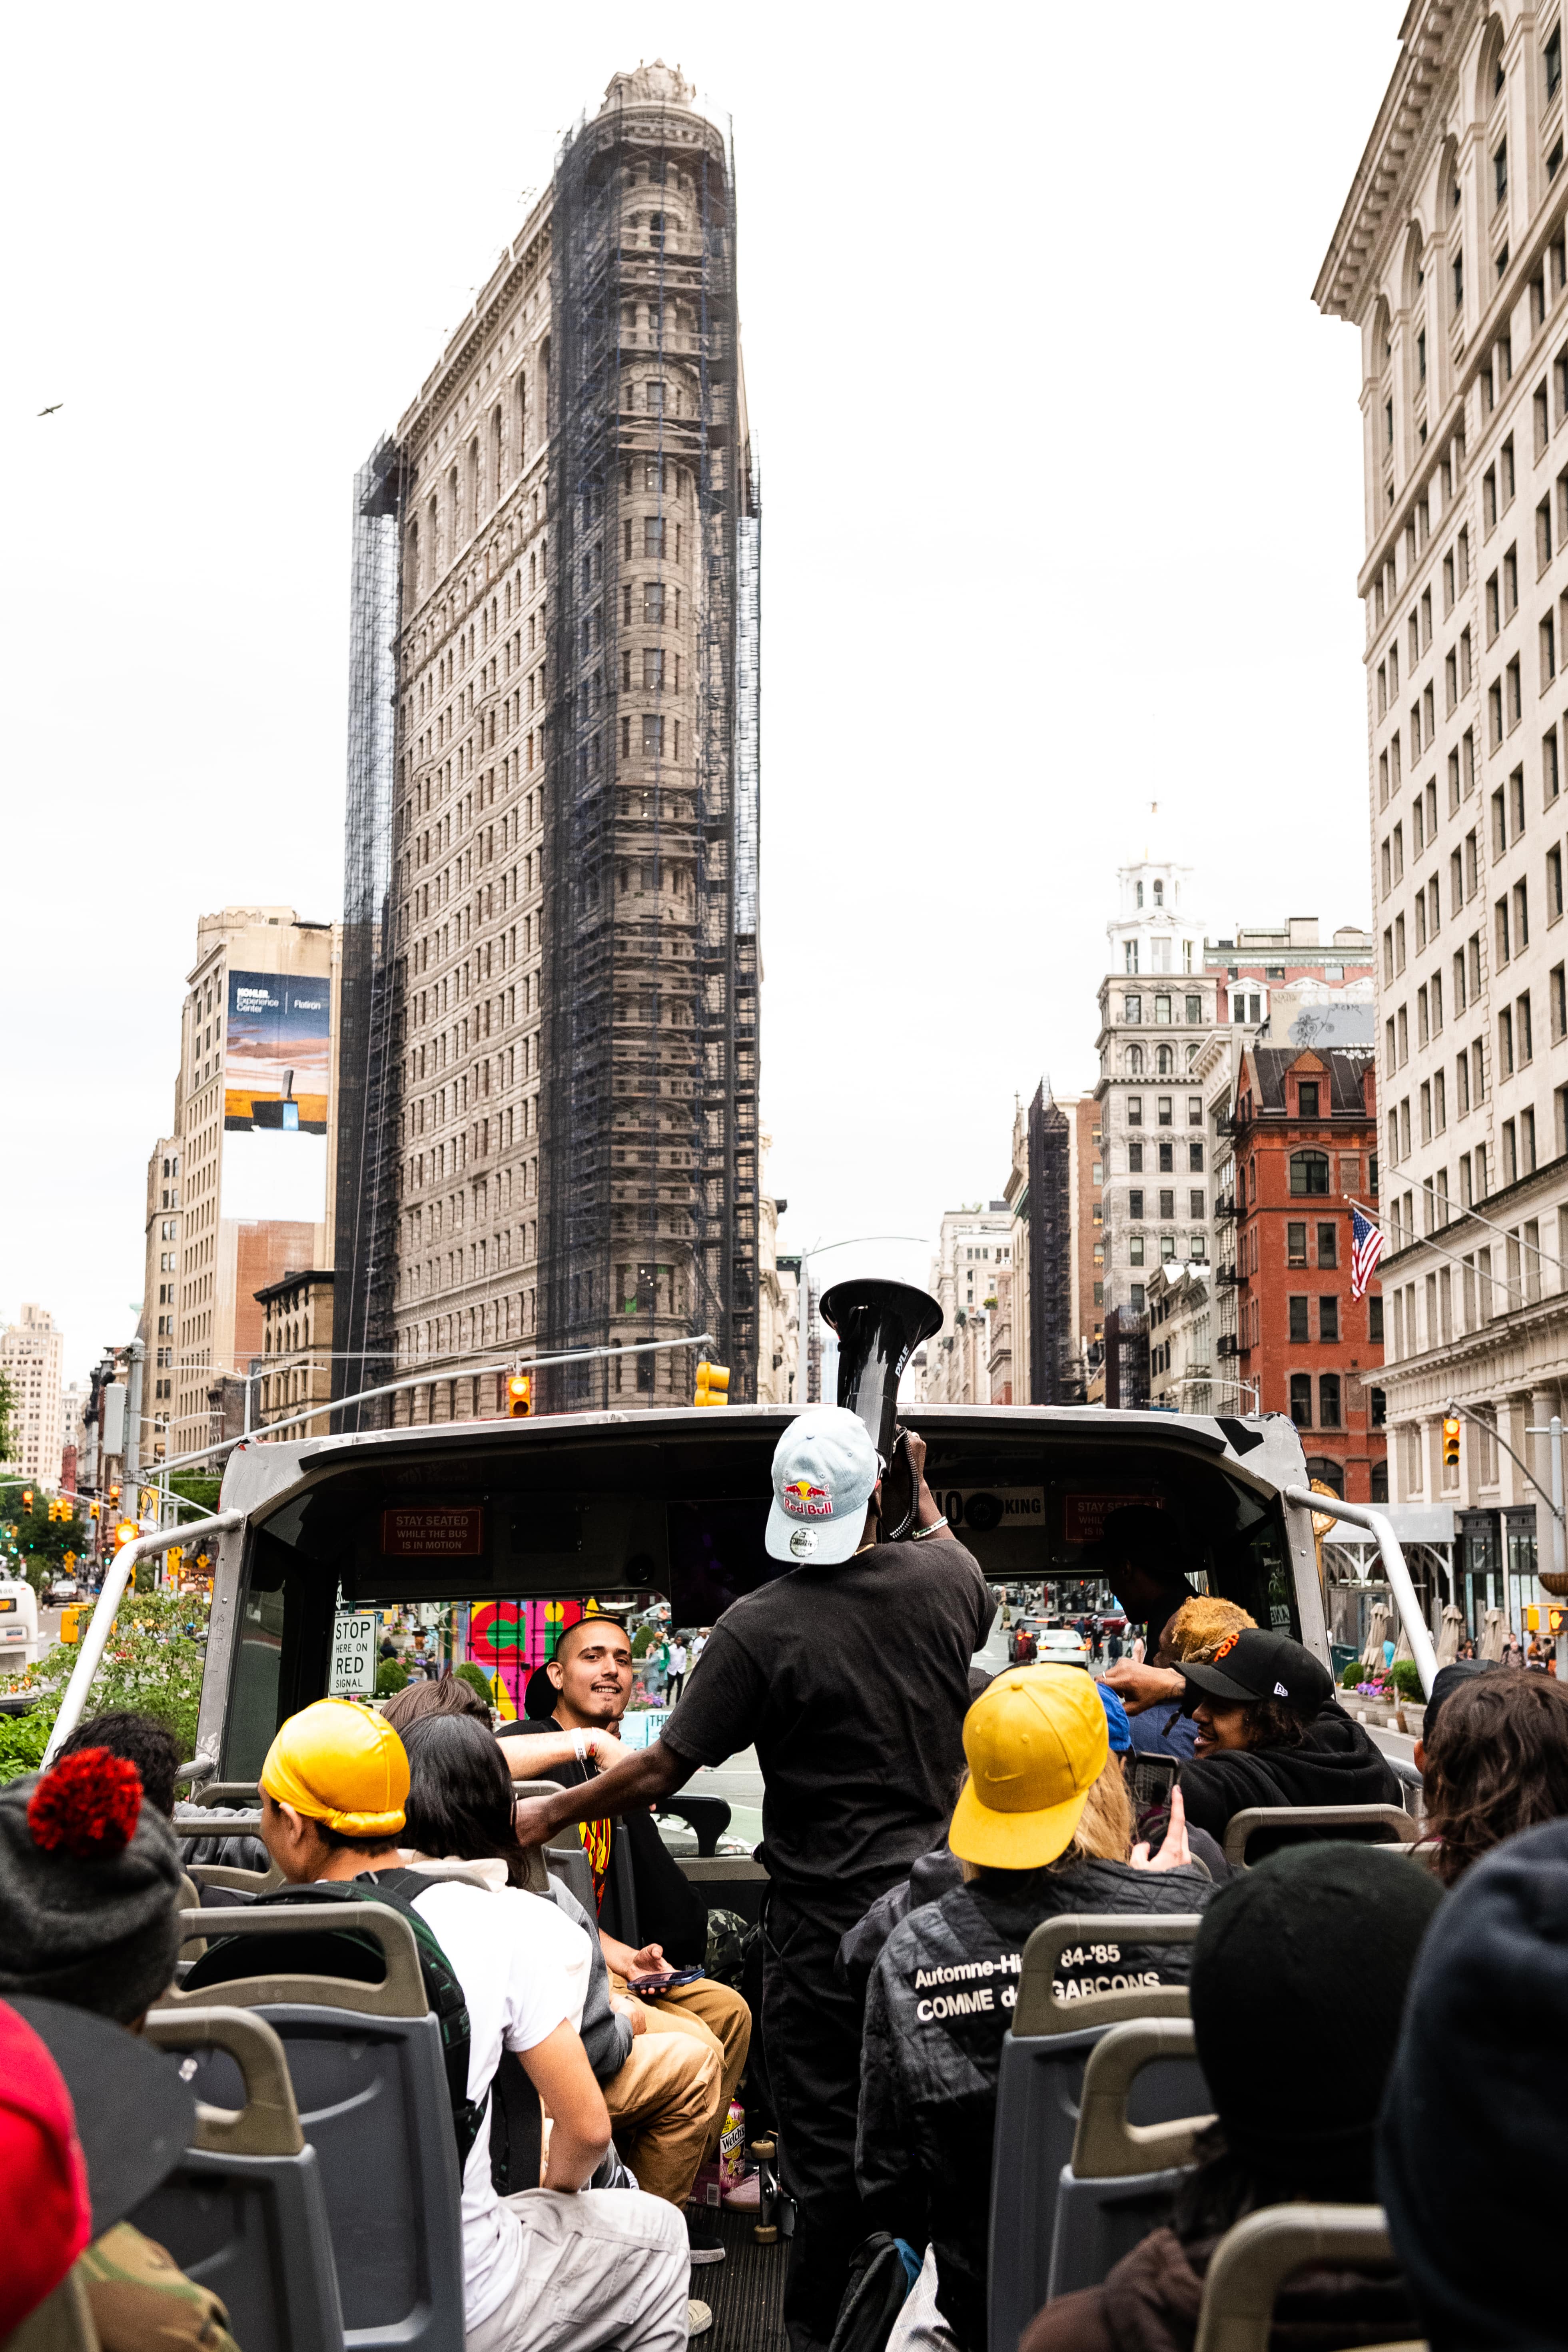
[{"left": 628, "top": 1965, "right": 706, "bottom": 1996}]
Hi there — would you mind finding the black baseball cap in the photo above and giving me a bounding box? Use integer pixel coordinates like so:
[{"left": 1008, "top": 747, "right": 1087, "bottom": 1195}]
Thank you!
[
  {"left": 8, "top": 1996, "right": 195, "bottom": 2239},
  {"left": 1178, "top": 1628, "right": 1333, "bottom": 1711}
]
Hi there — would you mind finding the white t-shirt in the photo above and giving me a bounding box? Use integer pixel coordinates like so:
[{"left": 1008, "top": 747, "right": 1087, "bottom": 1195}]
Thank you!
[{"left": 409, "top": 1874, "right": 592, "bottom": 2327}]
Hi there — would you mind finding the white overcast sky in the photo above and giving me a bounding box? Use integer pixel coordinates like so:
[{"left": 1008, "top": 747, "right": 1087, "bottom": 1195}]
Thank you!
[{"left": 4, "top": 2, "right": 1404, "bottom": 1383}]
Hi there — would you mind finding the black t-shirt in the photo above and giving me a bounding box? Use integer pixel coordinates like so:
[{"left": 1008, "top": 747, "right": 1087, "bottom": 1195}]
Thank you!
[{"left": 659, "top": 1537, "right": 995, "bottom": 1931}]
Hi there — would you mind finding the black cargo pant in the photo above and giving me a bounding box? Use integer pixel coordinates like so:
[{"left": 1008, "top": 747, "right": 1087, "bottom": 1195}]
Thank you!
[{"left": 762, "top": 1889, "right": 870, "bottom": 2352}]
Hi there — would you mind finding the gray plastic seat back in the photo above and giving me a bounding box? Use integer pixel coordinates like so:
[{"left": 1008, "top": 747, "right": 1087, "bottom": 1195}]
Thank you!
[
  {"left": 986, "top": 1915, "right": 1205, "bottom": 2352},
  {"left": 1048, "top": 2018, "right": 1214, "bottom": 2300},
  {"left": 545, "top": 1845, "right": 597, "bottom": 1913},
  {"left": 154, "top": 1901, "right": 465, "bottom": 2352},
  {"left": 131, "top": 2006, "right": 343, "bottom": 2352},
  {"left": 1222, "top": 1805, "right": 1418, "bottom": 1869},
  {"left": 1191, "top": 2204, "right": 1398, "bottom": 2352}
]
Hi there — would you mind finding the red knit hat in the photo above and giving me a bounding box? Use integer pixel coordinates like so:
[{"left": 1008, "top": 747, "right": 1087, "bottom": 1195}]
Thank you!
[{"left": 0, "top": 1999, "right": 91, "bottom": 2332}]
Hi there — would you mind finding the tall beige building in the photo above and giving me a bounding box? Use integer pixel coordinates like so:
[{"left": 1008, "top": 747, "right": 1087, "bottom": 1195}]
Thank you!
[
  {"left": 335, "top": 59, "right": 760, "bottom": 1427},
  {"left": 0, "top": 1305, "right": 66, "bottom": 1487},
  {"left": 143, "top": 1136, "right": 180, "bottom": 1462},
  {"left": 1317, "top": 3, "right": 1568, "bottom": 1626},
  {"left": 158, "top": 908, "right": 339, "bottom": 1456}
]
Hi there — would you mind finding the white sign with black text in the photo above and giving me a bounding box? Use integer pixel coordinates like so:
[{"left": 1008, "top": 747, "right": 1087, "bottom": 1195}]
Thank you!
[{"left": 330, "top": 1611, "right": 377, "bottom": 1696}]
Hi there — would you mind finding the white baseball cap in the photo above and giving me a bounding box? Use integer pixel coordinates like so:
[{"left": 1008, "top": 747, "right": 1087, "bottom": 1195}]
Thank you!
[{"left": 764, "top": 1406, "right": 880, "bottom": 1565}]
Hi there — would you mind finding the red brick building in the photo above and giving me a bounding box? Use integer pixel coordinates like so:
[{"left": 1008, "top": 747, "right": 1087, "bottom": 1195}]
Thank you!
[{"left": 1227, "top": 1043, "right": 1387, "bottom": 1502}]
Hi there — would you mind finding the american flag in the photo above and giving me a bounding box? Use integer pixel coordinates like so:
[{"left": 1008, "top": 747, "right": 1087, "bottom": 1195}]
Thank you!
[{"left": 1351, "top": 1205, "right": 1385, "bottom": 1301}]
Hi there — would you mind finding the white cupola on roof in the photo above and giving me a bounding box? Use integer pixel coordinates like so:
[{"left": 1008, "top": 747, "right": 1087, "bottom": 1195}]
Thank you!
[{"left": 1106, "top": 801, "right": 1206, "bottom": 978}]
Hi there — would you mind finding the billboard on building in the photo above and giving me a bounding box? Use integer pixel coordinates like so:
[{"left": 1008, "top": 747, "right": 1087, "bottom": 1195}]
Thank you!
[{"left": 223, "top": 970, "right": 331, "bottom": 1223}]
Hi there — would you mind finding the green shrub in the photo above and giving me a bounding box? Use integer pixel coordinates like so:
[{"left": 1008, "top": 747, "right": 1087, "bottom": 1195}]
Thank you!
[
  {"left": 0, "top": 1707, "right": 50, "bottom": 1782},
  {"left": 1341, "top": 1659, "right": 1367, "bottom": 1689},
  {"left": 376, "top": 1658, "right": 411, "bottom": 1697},
  {"left": 454, "top": 1662, "right": 493, "bottom": 1704},
  {"left": 1390, "top": 1659, "right": 1424, "bottom": 1700},
  {"left": 8, "top": 1590, "right": 209, "bottom": 1771}
]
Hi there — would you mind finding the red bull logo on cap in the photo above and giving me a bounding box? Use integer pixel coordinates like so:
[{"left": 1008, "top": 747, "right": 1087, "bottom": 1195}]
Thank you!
[{"left": 781, "top": 1475, "right": 834, "bottom": 1519}]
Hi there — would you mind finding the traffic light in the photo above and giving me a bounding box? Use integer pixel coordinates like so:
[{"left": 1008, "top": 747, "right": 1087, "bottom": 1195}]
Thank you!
[
  {"left": 1442, "top": 1414, "right": 1462, "bottom": 1469},
  {"left": 694, "top": 1362, "right": 730, "bottom": 1408},
  {"left": 90, "top": 1501, "right": 100, "bottom": 1520},
  {"left": 167, "top": 1546, "right": 183, "bottom": 1577},
  {"left": 114, "top": 1519, "right": 139, "bottom": 1550},
  {"left": 507, "top": 1372, "right": 532, "bottom": 1418},
  {"left": 109, "top": 1483, "right": 120, "bottom": 1504},
  {"left": 140, "top": 1487, "right": 156, "bottom": 1516},
  {"left": 22, "top": 1491, "right": 31, "bottom": 1512}
]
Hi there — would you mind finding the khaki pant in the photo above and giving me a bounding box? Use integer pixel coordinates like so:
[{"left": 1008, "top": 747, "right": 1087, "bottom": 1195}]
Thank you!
[
  {"left": 466, "top": 2187, "right": 688, "bottom": 2352},
  {"left": 602, "top": 1973, "right": 753, "bottom": 2207}
]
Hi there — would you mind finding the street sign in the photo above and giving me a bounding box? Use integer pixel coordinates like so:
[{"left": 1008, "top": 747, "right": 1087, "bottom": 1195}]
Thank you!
[{"left": 329, "top": 1611, "right": 377, "bottom": 1696}]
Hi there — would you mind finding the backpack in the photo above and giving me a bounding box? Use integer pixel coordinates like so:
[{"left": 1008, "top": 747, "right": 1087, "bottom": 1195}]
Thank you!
[{"left": 182, "top": 1869, "right": 485, "bottom": 2166}]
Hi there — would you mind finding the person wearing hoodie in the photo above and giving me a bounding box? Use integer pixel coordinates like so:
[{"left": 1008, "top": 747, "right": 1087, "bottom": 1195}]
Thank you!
[
  {"left": 1027, "top": 1842, "right": 1440, "bottom": 2352},
  {"left": 856, "top": 1668, "right": 1214, "bottom": 2352},
  {"left": 1167, "top": 1629, "right": 1400, "bottom": 1851},
  {"left": 1378, "top": 1815, "right": 1568, "bottom": 2349}
]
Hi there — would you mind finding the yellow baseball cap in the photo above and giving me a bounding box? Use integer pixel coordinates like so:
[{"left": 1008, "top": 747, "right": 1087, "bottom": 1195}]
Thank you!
[
  {"left": 948, "top": 1666, "right": 1110, "bottom": 1869},
  {"left": 260, "top": 1698, "right": 409, "bottom": 1837}
]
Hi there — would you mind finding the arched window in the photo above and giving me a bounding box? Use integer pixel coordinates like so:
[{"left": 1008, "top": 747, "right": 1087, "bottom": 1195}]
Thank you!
[
  {"left": 1153, "top": 879, "right": 1164, "bottom": 906},
  {"left": 1290, "top": 1150, "right": 1331, "bottom": 1197},
  {"left": 1305, "top": 1455, "right": 1345, "bottom": 1498},
  {"left": 1157, "top": 1045, "right": 1174, "bottom": 1076},
  {"left": 516, "top": 373, "right": 528, "bottom": 468},
  {"left": 1126, "top": 1045, "right": 1144, "bottom": 1075},
  {"left": 469, "top": 439, "right": 481, "bottom": 535},
  {"left": 491, "top": 407, "right": 502, "bottom": 507},
  {"left": 1136, "top": 880, "right": 1144, "bottom": 908}
]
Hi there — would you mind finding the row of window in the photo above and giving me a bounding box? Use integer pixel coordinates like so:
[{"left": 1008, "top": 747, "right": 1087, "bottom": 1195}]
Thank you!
[
  {"left": 1287, "top": 1373, "right": 1358, "bottom": 1430},
  {"left": 1125, "top": 1141, "right": 1204, "bottom": 1174},
  {"left": 1122, "top": 1094, "right": 1204, "bottom": 1129},
  {"left": 1126, "top": 1189, "right": 1207, "bottom": 1222},
  {"left": 1125, "top": 1234, "right": 1207, "bottom": 1267},
  {"left": 1119, "top": 991, "right": 1205, "bottom": 1025}
]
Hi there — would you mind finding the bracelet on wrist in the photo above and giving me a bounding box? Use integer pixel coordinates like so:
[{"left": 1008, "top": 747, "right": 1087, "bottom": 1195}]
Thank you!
[{"left": 912, "top": 1516, "right": 949, "bottom": 1542}]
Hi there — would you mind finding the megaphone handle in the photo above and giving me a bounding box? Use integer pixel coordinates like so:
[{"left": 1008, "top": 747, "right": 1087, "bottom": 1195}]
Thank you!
[{"left": 883, "top": 1426, "right": 920, "bottom": 1543}]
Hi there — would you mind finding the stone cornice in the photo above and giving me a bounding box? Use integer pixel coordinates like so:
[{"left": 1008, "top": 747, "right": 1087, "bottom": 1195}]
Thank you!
[{"left": 1314, "top": 0, "right": 1463, "bottom": 322}]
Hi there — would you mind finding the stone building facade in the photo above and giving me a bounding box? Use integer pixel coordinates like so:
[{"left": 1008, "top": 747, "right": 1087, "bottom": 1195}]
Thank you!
[
  {"left": 0, "top": 1305, "right": 65, "bottom": 1489},
  {"left": 162, "top": 908, "right": 339, "bottom": 1458},
  {"left": 1317, "top": 2, "right": 1568, "bottom": 1619},
  {"left": 1096, "top": 834, "right": 1216, "bottom": 1321},
  {"left": 338, "top": 61, "right": 759, "bottom": 1426}
]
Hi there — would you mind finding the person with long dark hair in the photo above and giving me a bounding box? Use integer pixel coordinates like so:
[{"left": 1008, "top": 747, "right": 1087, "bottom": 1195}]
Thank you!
[
  {"left": 400, "top": 1716, "right": 728, "bottom": 2232},
  {"left": 1417, "top": 1666, "right": 1568, "bottom": 1884}
]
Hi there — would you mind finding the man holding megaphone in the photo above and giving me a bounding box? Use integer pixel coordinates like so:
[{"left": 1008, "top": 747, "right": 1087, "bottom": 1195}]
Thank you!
[{"left": 513, "top": 1401, "right": 995, "bottom": 2352}]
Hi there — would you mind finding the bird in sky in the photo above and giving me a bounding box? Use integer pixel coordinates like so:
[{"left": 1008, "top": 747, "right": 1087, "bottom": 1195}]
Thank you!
[{"left": 38, "top": 403, "right": 62, "bottom": 416}]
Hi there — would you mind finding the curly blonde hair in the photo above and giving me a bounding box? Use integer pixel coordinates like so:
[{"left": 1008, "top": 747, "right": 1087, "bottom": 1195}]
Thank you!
[{"left": 1165, "top": 1596, "right": 1256, "bottom": 1664}]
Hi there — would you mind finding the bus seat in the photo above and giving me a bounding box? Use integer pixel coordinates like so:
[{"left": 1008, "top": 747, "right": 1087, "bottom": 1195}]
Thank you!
[
  {"left": 1047, "top": 2018, "right": 1213, "bottom": 2300},
  {"left": 1190, "top": 2204, "right": 1407, "bottom": 2352},
  {"left": 986, "top": 1914, "right": 1205, "bottom": 2352},
  {"left": 6, "top": 2267, "right": 101, "bottom": 2352},
  {"left": 1221, "top": 1806, "right": 1418, "bottom": 1870},
  {"left": 545, "top": 1846, "right": 597, "bottom": 1914},
  {"left": 656, "top": 1795, "right": 731, "bottom": 1856},
  {"left": 132, "top": 2006, "right": 343, "bottom": 2352},
  {"left": 152, "top": 1902, "right": 465, "bottom": 2352},
  {"left": 185, "top": 1862, "right": 283, "bottom": 1895}
]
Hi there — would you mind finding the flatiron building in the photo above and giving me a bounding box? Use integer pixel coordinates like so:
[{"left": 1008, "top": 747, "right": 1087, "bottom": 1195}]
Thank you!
[{"left": 335, "top": 60, "right": 760, "bottom": 1424}]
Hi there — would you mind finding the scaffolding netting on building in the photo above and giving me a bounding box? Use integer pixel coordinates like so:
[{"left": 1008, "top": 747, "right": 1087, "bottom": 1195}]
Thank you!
[{"left": 539, "top": 94, "right": 758, "bottom": 1410}]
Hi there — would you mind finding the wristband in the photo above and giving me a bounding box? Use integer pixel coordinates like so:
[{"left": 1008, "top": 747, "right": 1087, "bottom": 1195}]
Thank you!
[
  {"left": 912, "top": 1516, "right": 949, "bottom": 1542},
  {"left": 572, "top": 1730, "right": 589, "bottom": 1762}
]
